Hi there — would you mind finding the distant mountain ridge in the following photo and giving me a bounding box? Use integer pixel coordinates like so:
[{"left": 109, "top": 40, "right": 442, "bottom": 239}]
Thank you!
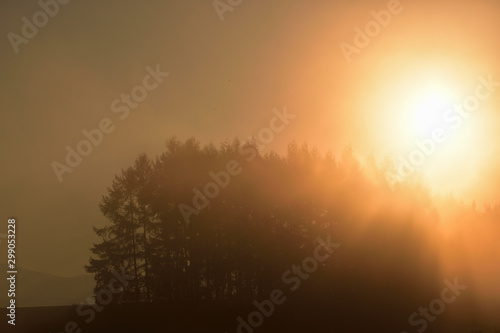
[{"left": 1, "top": 264, "right": 94, "bottom": 308}]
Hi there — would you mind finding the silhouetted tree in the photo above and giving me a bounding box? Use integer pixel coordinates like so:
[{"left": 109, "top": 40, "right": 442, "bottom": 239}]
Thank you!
[{"left": 86, "top": 136, "right": 498, "bottom": 333}]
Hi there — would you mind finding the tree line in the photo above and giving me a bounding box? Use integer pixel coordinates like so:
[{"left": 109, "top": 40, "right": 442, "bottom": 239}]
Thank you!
[{"left": 85, "top": 136, "right": 500, "bottom": 313}]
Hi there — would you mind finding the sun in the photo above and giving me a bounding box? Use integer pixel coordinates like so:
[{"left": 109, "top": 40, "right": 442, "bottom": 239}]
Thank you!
[
  {"left": 362, "top": 66, "right": 464, "bottom": 155},
  {"left": 407, "top": 83, "right": 456, "bottom": 136},
  {"left": 352, "top": 49, "right": 499, "bottom": 202},
  {"left": 399, "top": 80, "right": 456, "bottom": 137}
]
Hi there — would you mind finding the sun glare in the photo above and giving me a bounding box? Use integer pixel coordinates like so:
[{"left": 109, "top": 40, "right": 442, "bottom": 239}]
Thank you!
[
  {"left": 406, "top": 83, "right": 456, "bottom": 136},
  {"left": 363, "top": 65, "right": 491, "bottom": 195}
]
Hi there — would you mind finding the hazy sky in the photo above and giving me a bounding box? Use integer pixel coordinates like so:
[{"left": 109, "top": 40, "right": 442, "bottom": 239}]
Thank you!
[{"left": 1, "top": 0, "right": 500, "bottom": 276}]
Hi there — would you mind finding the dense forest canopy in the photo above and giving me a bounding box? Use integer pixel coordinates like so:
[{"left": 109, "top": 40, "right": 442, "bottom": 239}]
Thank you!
[{"left": 85, "top": 137, "right": 500, "bottom": 331}]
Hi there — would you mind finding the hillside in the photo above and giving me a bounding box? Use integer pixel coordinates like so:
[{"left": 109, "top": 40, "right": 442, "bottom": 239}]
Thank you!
[{"left": 0, "top": 264, "right": 94, "bottom": 308}]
